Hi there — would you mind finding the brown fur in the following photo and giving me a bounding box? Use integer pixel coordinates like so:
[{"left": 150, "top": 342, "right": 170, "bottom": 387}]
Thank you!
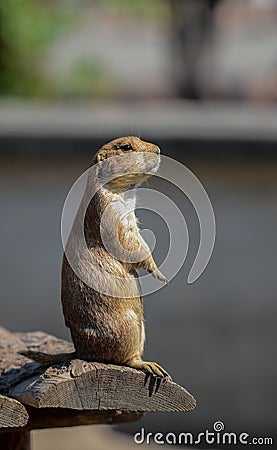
[{"left": 62, "top": 137, "right": 170, "bottom": 378}]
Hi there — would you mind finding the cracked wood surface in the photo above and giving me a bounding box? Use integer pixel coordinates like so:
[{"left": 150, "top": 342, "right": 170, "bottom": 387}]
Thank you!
[
  {"left": 0, "top": 326, "right": 196, "bottom": 431},
  {"left": 10, "top": 360, "right": 196, "bottom": 412}
]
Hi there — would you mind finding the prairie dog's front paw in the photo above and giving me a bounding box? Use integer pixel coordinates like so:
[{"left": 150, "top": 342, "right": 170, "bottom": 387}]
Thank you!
[{"left": 151, "top": 269, "right": 168, "bottom": 284}]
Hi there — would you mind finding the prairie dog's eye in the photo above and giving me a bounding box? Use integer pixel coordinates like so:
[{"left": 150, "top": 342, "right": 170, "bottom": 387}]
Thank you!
[{"left": 120, "top": 144, "right": 132, "bottom": 151}]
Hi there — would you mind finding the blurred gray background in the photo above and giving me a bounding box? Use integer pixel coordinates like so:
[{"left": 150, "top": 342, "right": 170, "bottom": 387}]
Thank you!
[{"left": 0, "top": 1, "right": 277, "bottom": 449}]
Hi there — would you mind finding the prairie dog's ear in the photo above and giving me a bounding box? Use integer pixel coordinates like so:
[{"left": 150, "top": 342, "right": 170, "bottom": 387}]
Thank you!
[
  {"left": 90, "top": 151, "right": 107, "bottom": 166},
  {"left": 96, "top": 151, "right": 107, "bottom": 162}
]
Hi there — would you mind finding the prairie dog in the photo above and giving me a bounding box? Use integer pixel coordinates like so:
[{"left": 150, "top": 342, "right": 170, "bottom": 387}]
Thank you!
[{"left": 24, "top": 137, "right": 170, "bottom": 378}]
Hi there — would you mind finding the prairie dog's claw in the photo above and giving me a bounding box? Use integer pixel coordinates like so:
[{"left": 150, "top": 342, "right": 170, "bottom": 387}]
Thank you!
[
  {"left": 152, "top": 270, "right": 168, "bottom": 284},
  {"left": 127, "top": 358, "right": 171, "bottom": 379}
]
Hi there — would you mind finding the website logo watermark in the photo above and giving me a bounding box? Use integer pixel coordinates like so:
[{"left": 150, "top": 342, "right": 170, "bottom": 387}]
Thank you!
[{"left": 134, "top": 421, "right": 274, "bottom": 446}]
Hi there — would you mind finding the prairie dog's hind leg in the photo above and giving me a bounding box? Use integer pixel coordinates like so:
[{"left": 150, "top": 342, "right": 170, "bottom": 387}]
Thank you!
[{"left": 126, "top": 356, "right": 171, "bottom": 379}]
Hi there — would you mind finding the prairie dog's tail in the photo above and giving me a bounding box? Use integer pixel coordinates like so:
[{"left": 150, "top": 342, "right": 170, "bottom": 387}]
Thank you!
[{"left": 19, "top": 350, "right": 76, "bottom": 366}]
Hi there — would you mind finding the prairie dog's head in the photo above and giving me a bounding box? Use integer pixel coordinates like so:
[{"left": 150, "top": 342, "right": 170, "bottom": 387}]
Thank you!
[{"left": 92, "top": 136, "right": 161, "bottom": 190}]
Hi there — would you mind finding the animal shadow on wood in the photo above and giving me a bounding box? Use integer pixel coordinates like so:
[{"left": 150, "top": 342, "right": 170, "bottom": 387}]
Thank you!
[{"left": 0, "top": 361, "right": 44, "bottom": 395}]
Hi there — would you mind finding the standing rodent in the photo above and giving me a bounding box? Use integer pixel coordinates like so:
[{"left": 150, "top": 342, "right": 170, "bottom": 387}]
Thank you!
[{"left": 23, "top": 137, "right": 170, "bottom": 378}]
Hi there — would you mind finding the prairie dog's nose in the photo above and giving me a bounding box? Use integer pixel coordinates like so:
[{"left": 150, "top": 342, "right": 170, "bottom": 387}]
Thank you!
[{"left": 155, "top": 145, "right": 160, "bottom": 154}]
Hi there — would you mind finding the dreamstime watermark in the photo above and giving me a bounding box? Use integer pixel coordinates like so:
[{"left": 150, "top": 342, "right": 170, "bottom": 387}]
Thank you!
[
  {"left": 61, "top": 153, "right": 216, "bottom": 297},
  {"left": 134, "top": 421, "right": 274, "bottom": 446}
]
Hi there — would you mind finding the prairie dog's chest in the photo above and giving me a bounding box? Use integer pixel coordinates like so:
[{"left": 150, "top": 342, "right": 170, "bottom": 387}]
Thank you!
[{"left": 111, "top": 191, "right": 137, "bottom": 230}]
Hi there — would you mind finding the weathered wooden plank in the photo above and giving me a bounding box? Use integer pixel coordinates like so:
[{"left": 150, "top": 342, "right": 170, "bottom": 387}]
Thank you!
[
  {"left": 0, "top": 394, "right": 28, "bottom": 428},
  {"left": 0, "top": 327, "right": 196, "bottom": 413},
  {"left": 10, "top": 360, "right": 196, "bottom": 412},
  {"left": 0, "top": 326, "right": 73, "bottom": 394},
  {"left": 0, "top": 326, "right": 74, "bottom": 369}
]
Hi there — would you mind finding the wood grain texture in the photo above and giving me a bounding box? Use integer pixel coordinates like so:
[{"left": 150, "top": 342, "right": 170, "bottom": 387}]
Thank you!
[
  {"left": 0, "top": 327, "right": 196, "bottom": 415},
  {"left": 0, "top": 394, "right": 28, "bottom": 428},
  {"left": 0, "top": 327, "right": 143, "bottom": 432},
  {"left": 10, "top": 359, "right": 196, "bottom": 412},
  {"left": 0, "top": 326, "right": 73, "bottom": 394}
]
